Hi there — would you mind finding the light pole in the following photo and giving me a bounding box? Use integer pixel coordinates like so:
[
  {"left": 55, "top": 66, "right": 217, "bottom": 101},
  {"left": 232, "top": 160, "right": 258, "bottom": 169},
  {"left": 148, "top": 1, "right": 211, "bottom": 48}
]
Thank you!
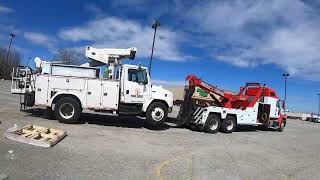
[
  {"left": 2, "top": 33, "right": 15, "bottom": 79},
  {"left": 318, "top": 93, "right": 320, "bottom": 116},
  {"left": 149, "top": 20, "right": 160, "bottom": 76},
  {"left": 282, "top": 73, "right": 289, "bottom": 111},
  {"left": 6, "top": 33, "right": 16, "bottom": 64}
]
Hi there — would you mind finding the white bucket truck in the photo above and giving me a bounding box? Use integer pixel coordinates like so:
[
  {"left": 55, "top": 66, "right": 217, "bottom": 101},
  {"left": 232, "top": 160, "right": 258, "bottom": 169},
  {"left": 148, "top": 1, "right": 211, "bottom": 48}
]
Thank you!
[{"left": 11, "top": 46, "right": 173, "bottom": 125}]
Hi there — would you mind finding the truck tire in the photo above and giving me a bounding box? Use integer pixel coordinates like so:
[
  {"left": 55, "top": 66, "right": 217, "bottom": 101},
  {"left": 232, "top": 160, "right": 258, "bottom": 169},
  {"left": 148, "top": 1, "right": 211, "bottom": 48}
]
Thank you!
[
  {"left": 54, "top": 97, "right": 81, "bottom": 124},
  {"left": 261, "top": 124, "right": 269, "bottom": 131},
  {"left": 278, "top": 121, "right": 285, "bottom": 132},
  {"left": 204, "top": 114, "right": 221, "bottom": 134},
  {"left": 146, "top": 102, "right": 168, "bottom": 126},
  {"left": 221, "top": 116, "right": 236, "bottom": 133}
]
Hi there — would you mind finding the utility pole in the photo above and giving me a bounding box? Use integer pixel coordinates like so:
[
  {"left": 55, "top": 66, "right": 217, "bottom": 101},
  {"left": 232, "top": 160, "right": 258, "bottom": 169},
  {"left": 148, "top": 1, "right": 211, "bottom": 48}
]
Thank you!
[
  {"left": 282, "top": 73, "right": 289, "bottom": 111},
  {"left": 149, "top": 20, "right": 160, "bottom": 76}
]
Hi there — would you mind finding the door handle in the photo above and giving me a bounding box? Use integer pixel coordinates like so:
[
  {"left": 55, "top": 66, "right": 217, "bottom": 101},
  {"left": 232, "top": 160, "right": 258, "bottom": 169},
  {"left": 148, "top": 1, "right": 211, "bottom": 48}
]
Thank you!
[{"left": 126, "top": 90, "right": 129, "bottom": 94}]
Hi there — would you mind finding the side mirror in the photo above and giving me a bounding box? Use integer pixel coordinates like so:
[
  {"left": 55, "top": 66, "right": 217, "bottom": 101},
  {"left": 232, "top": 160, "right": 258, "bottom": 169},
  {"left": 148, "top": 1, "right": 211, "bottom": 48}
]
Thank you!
[
  {"left": 143, "top": 78, "right": 148, "bottom": 85},
  {"left": 282, "top": 101, "right": 286, "bottom": 109}
]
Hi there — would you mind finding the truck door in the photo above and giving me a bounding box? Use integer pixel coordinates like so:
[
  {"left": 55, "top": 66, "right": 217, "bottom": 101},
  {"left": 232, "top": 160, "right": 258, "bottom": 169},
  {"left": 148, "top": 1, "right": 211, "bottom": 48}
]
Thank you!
[
  {"left": 279, "top": 100, "right": 285, "bottom": 115},
  {"left": 274, "top": 100, "right": 280, "bottom": 118},
  {"left": 123, "top": 68, "right": 150, "bottom": 104}
]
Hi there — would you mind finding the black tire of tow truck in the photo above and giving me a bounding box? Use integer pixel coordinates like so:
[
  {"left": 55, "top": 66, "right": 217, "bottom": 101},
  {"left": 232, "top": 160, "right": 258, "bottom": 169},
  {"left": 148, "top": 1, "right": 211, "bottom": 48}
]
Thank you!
[
  {"left": 220, "top": 116, "right": 236, "bottom": 133},
  {"left": 146, "top": 102, "right": 168, "bottom": 126},
  {"left": 54, "top": 97, "right": 81, "bottom": 124},
  {"left": 204, "top": 114, "right": 221, "bottom": 134},
  {"left": 278, "top": 121, "right": 285, "bottom": 132}
]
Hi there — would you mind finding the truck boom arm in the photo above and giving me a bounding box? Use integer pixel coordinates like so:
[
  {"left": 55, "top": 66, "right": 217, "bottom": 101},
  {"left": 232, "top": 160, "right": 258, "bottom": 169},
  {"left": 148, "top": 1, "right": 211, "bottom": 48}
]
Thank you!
[
  {"left": 186, "top": 74, "right": 227, "bottom": 99},
  {"left": 186, "top": 74, "right": 248, "bottom": 107},
  {"left": 85, "top": 46, "right": 137, "bottom": 66},
  {"left": 85, "top": 46, "right": 137, "bottom": 79}
]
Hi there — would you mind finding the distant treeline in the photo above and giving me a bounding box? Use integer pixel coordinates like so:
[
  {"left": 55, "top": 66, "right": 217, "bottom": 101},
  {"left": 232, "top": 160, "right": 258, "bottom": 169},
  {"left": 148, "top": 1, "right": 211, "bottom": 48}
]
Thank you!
[
  {"left": 0, "top": 47, "right": 21, "bottom": 80},
  {"left": 0, "top": 47, "right": 89, "bottom": 80}
]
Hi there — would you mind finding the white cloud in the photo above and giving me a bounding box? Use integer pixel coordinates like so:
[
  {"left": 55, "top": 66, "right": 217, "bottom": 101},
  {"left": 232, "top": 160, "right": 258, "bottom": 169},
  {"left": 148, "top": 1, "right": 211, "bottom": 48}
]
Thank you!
[
  {"left": 0, "top": 5, "right": 14, "bottom": 14},
  {"left": 182, "top": 0, "right": 320, "bottom": 80},
  {"left": 23, "top": 32, "right": 57, "bottom": 52},
  {"left": 12, "top": 45, "right": 30, "bottom": 54},
  {"left": 152, "top": 79, "right": 185, "bottom": 87},
  {"left": 59, "top": 17, "right": 190, "bottom": 61},
  {"left": 84, "top": 3, "right": 103, "bottom": 17},
  {"left": 216, "top": 55, "right": 256, "bottom": 68},
  {"left": 111, "top": 0, "right": 148, "bottom": 7},
  {"left": 24, "top": 32, "right": 53, "bottom": 45}
]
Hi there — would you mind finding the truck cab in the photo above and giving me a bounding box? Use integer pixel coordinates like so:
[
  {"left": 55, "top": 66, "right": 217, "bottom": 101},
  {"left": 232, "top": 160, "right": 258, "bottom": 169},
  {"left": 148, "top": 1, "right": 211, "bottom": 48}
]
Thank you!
[{"left": 118, "top": 64, "right": 173, "bottom": 123}]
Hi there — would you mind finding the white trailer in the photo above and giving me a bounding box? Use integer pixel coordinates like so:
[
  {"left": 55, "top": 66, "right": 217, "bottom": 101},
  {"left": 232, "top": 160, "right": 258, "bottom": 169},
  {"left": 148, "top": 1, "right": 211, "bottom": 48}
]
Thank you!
[{"left": 11, "top": 47, "right": 173, "bottom": 125}]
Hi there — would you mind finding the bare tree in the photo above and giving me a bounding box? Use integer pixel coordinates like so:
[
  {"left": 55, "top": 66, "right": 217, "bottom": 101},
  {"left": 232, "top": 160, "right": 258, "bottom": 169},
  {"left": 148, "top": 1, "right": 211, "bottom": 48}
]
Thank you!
[
  {"left": 53, "top": 49, "right": 87, "bottom": 65},
  {"left": 0, "top": 47, "right": 21, "bottom": 80}
]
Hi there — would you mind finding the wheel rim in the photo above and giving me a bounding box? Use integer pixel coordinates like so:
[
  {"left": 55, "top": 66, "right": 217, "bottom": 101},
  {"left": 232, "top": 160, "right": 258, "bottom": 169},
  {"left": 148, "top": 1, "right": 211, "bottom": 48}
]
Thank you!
[
  {"left": 59, "top": 103, "right": 75, "bottom": 119},
  {"left": 210, "top": 120, "right": 218, "bottom": 130},
  {"left": 151, "top": 107, "right": 164, "bottom": 121},
  {"left": 226, "top": 120, "right": 234, "bottom": 131}
]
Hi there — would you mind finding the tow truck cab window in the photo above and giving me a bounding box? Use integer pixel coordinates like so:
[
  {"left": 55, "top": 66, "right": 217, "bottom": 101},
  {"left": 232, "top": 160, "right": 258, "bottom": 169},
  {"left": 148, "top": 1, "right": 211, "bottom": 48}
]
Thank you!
[{"left": 128, "top": 69, "right": 148, "bottom": 84}]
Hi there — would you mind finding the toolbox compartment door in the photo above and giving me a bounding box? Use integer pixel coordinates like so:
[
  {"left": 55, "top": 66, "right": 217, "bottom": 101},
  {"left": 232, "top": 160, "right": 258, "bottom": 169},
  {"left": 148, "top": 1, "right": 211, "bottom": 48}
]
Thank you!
[
  {"left": 86, "top": 79, "right": 102, "bottom": 108},
  {"left": 35, "top": 75, "right": 49, "bottom": 105},
  {"left": 49, "top": 76, "right": 85, "bottom": 91},
  {"left": 102, "top": 80, "right": 119, "bottom": 110}
]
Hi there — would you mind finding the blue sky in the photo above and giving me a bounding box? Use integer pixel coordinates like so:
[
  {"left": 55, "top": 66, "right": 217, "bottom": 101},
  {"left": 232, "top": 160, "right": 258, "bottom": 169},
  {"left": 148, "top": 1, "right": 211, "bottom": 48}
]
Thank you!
[{"left": 1, "top": 0, "right": 320, "bottom": 113}]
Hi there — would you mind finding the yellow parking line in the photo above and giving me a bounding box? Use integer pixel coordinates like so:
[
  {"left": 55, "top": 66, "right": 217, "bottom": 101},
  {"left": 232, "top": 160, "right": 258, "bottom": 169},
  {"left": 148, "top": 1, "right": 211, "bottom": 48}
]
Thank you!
[
  {"left": 0, "top": 107, "right": 17, "bottom": 112},
  {"left": 156, "top": 156, "right": 182, "bottom": 180}
]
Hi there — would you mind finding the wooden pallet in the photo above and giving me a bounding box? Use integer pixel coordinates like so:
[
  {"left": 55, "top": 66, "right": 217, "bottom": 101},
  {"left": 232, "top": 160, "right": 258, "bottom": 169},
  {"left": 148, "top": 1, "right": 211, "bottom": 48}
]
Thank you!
[{"left": 4, "top": 125, "right": 67, "bottom": 147}]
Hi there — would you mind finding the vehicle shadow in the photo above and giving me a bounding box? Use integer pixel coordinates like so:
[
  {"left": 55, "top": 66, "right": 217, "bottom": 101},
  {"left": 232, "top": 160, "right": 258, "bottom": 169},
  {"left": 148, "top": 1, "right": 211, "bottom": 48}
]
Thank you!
[
  {"left": 23, "top": 108, "right": 48, "bottom": 118},
  {"left": 236, "top": 125, "right": 279, "bottom": 132},
  {"left": 23, "top": 108, "right": 171, "bottom": 131},
  {"left": 22, "top": 109, "right": 281, "bottom": 133},
  {"left": 80, "top": 113, "right": 170, "bottom": 130}
]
